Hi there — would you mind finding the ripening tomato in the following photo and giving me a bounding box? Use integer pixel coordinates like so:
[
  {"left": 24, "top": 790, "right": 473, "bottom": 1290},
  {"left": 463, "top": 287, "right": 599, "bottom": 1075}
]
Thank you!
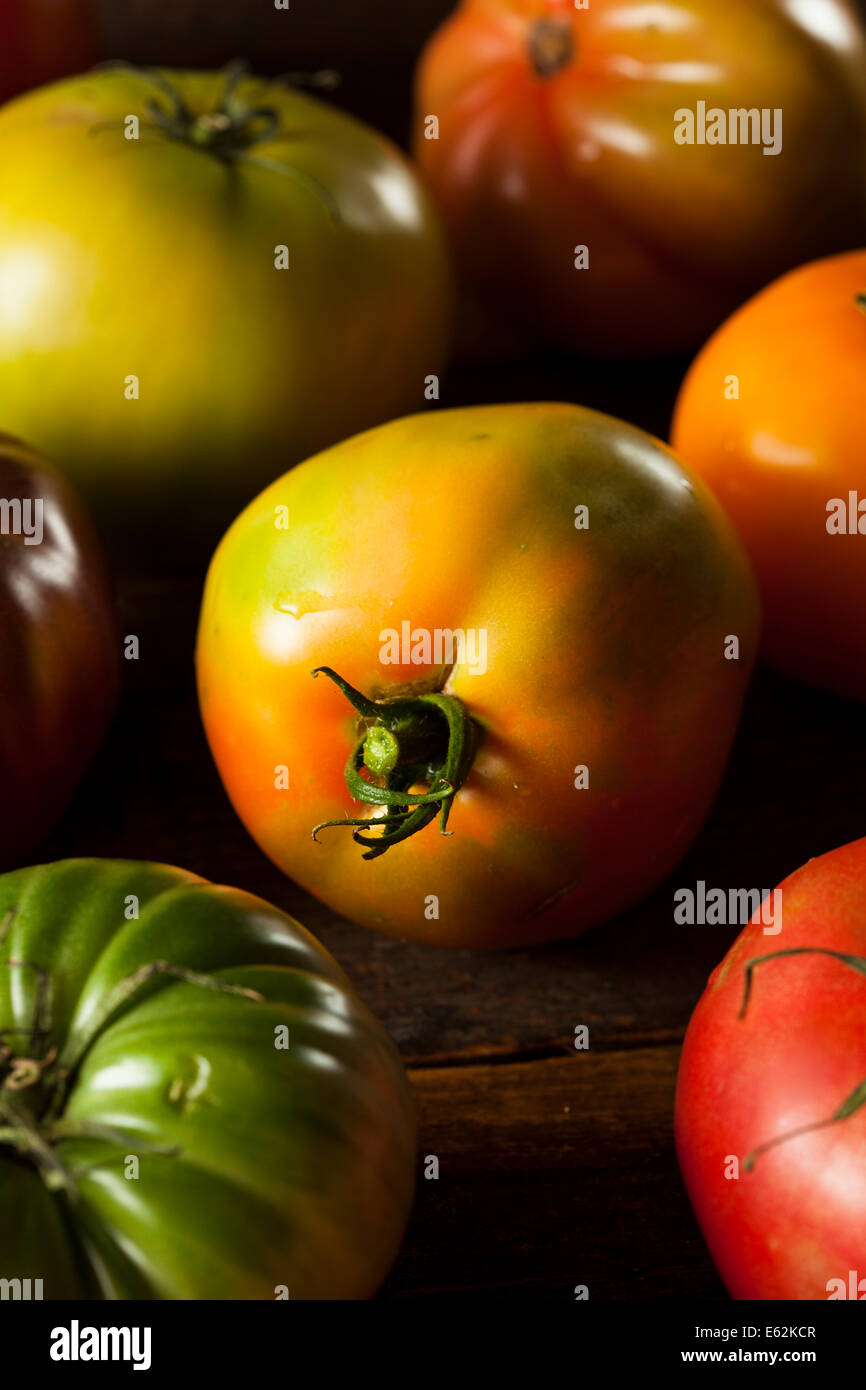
[
  {"left": 672, "top": 249, "right": 866, "bottom": 703},
  {"left": 0, "top": 66, "right": 452, "bottom": 553},
  {"left": 675, "top": 837, "right": 866, "bottom": 1300},
  {"left": 0, "top": 0, "right": 95, "bottom": 104},
  {"left": 0, "top": 434, "right": 118, "bottom": 865},
  {"left": 0, "top": 859, "right": 416, "bottom": 1299},
  {"left": 197, "top": 404, "right": 760, "bottom": 949},
  {"left": 413, "top": 0, "right": 866, "bottom": 356}
]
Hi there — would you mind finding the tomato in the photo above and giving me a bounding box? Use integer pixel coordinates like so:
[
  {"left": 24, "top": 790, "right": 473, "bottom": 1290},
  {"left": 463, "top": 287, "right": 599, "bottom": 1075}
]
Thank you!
[
  {"left": 413, "top": 0, "right": 866, "bottom": 357},
  {"left": 196, "top": 403, "right": 760, "bottom": 949},
  {"left": 0, "top": 66, "right": 452, "bottom": 553},
  {"left": 0, "top": 0, "right": 95, "bottom": 104},
  {"left": 0, "top": 434, "right": 117, "bottom": 866},
  {"left": 0, "top": 858, "right": 415, "bottom": 1299},
  {"left": 675, "top": 837, "right": 866, "bottom": 1301},
  {"left": 672, "top": 249, "right": 866, "bottom": 704}
]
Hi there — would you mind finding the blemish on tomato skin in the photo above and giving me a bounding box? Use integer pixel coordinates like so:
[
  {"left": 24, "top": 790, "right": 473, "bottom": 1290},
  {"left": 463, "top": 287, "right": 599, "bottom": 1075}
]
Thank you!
[
  {"left": 166, "top": 1056, "right": 211, "bottom": 1114},
  {"left": 273, "top": 590, "right": 331, "bottom": 618}
]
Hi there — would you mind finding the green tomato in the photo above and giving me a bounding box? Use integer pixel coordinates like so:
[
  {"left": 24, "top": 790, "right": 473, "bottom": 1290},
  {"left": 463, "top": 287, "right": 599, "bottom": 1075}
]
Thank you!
[
  {"left": 0, "top": 66, "right": 452, "bottom": 553},
  {"left": 0, "top": 860, "right": 415, "bottom": 1299}
]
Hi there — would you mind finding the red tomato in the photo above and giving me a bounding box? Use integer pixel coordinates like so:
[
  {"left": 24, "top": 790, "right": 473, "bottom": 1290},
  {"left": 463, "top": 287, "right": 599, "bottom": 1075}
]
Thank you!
[
  {"left": 414, "top": 0, "right": 866, "bottom": 356},
  {"left": 0, "top": 0, "right": 95, "bottom": 103},
  {"left": 672, "top": 249, "right": 866, "bottom": 703},
  {"left": 675, "top": 837, "right": 866, "bottom": 1300}
]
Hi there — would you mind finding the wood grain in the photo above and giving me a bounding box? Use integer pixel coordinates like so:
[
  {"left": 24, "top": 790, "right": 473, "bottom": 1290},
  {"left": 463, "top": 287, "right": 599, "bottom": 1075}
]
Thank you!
[{"left": 386, "top": 1048, "right": 727, "bottom": 1298}]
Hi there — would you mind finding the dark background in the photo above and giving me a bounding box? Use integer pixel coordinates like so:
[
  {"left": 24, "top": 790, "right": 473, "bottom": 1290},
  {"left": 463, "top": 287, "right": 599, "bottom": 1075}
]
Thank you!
[
  {"left": 94, "top": 0, "right": 866, "bottom": 145},
  {"left": 36, "top": 0, "right": 866, "bottom": 1298},
  {"left": 95, "top": 0, "right": 456, "bottom": 144}
]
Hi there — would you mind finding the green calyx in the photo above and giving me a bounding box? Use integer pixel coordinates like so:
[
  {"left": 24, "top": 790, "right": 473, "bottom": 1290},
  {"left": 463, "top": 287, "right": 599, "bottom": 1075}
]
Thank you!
[
  {"left": 96, "top": 60, "right": 341, "bottom": 220},
  {"left": 0, "top": 946, "right": 262, "bottom": 1196},
  {"left": 311, "top": 667, "right": 478, "bottom": 859},
  {"left": 738, "top": 946, "right": 866, "bottom": 1171},
  {"left": 101, "top": 59, "right": 280, "bottom": 155}
]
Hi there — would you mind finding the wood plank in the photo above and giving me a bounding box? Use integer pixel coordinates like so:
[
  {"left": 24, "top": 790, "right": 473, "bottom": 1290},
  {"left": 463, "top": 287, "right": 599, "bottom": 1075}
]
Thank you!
[{"left": 384, "top": 1047, "right": 726, "bottom": 1298}]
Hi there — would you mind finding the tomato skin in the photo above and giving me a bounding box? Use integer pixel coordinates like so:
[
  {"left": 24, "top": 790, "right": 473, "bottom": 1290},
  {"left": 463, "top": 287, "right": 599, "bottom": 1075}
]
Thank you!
[
  {"left": 675, "top": 838, "right": 866, "bottom": 1301},
  {"left": 0, "top": 435, "right": 118, "bottom": 866},
  {"left": 0, "top": 859, "right": 416, "bottom": 1299},
  {"left": 0, "top": 0, "right": 95, "bottom": 103},
  {"left": 672, "top": 249, "right": 866, "bottom": 703},
  {"left": 197, "top": 403, "right": 760, "bottom": 949},
  {"left": 0, "top": 69, "right": 452, "bottom": 551},
  {"left": 413, "top": 0, "right": 866, "bottom": 357}
]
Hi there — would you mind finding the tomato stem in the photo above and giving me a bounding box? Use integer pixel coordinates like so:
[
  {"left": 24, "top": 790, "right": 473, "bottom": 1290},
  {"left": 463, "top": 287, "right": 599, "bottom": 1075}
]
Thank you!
[
  {"left": 310, "top": 666, "right": 478, "bottom": 859},
  {"left": 0, "top": 1095, "right": 77, "bottom": 1194},
  {"left": 739, "top": 946, "right": 866, "bottom": 1170},
  {"left": 529, "top": 19, "right": 575, "bottom": 79},
  {"left": 0, "top": 951, "right": 267, "bottom": 1192},
  {"left": 56, "top": 961, "right": 265, "bottom": 1077},
  {"left": 94, "top": 60, "right": 342, "bottom": 220}
]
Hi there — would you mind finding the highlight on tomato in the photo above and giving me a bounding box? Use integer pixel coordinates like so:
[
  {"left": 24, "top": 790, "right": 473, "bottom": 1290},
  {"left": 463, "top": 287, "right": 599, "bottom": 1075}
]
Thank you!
[
  {"left": 0, "top": 434, "right": 118, "bottom": 867},
  {"left": 0, "top": 859, "right": 416, "bottom": 1299},
  {"left": 0, "top": 64, "right": 453, "bottom": 551},
  {"left": 672, "top": 248, "right": 866, "bottom": 703},
  {"left": 196, "top": 403, "right": 760, "bottom": 949},
  {"left": 413, "top": 0, "right": 866, "bottom": 357},
  {"left": 675, "top": 837, "right": 866, "bottom": 1300}
]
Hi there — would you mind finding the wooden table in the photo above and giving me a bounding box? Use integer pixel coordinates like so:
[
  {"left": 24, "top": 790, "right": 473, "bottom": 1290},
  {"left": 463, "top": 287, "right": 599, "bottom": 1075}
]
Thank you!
[
  {"left": 37, "top": 0, "right": 866, "bottom": 1299},
  {"left": 39, "top": 349, "right": 866, "bottom": 1300}
]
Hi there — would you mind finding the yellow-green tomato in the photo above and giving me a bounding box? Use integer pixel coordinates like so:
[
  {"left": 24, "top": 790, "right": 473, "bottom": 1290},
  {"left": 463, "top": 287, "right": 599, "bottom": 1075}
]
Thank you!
[
  {"left": 0, "top": 67, "right": 452, "bottom": 551},
  {"left": 197, "top": 404, "right": 760, "bottom": 949}
]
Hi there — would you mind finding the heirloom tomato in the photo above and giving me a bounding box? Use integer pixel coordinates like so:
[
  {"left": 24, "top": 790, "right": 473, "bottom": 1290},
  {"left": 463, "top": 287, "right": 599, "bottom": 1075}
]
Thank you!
[
  {"left": 197, "top": 404, "right": 760, "bottom": 949},
  {"left": 672, "top": 249, "right": 866, "bottom": 703},
  {"left": 676, "top": 837, "right": 866, "bottom": 1300},
  {"left": 0, "top": 859, "right": 415, "bottom": 1299},
  {"left": 0, "top": 434, "right": 117, "bottom": 866},
  {"left": 413, "top": 0, "right": 866, "bottom": 356},
  {"left": 0, "top": 66, "right": 452, "bottom": 550},
  {"left": 0, "top": 0, "right": 94, "bottom": 104}
]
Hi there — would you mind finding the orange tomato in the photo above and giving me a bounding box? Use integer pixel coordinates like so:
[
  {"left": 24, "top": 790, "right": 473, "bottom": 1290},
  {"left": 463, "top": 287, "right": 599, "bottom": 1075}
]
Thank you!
[
  {"left": 672, "top": 249, "right": 866, "bottom": 703},
  {"left": 414, "top": 0, "right": 866, "bottom": 356},
  {"left": 197, "top": 404, "right": 759, "bottom": 949}
]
